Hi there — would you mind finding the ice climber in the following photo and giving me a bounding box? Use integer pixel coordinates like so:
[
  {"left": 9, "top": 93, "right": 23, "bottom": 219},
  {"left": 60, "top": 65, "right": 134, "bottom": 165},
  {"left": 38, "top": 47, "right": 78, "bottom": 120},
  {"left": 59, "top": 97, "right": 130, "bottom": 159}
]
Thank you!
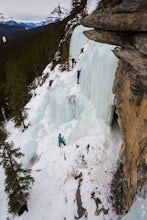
[
  {"left": 58, "top": 133, "right": 66, "bottom": 147},
  {"left": 72, "top": 58, "right": 76, "bottom": 68},
  {"left": 77, "top": 69, "right": 81, "bottom": 84}
]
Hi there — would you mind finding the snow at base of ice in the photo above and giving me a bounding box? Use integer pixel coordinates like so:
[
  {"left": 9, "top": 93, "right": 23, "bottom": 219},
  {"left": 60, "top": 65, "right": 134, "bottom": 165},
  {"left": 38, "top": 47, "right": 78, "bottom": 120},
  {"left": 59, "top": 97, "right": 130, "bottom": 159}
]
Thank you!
[
  {"left": 4, "top": 71, "right": 122, "bottom": 219},
  {"left": 1, "top": 27, "right": 122, "bottom": 219}
]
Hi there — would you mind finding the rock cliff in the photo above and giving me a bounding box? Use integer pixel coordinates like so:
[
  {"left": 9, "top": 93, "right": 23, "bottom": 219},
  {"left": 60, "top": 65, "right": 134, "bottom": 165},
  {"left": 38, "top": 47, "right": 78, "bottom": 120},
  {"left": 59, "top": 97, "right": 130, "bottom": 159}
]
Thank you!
[{"left": 82, "top": 0, "right": 147, "bottom": 215}]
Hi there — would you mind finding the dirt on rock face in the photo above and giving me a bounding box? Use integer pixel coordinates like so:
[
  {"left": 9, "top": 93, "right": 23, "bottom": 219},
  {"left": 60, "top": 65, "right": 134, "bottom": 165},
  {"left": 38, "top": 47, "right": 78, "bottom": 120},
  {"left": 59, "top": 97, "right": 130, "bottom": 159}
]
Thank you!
[{"left": 110, "top": 161, "right": 126, "bottom": 215}]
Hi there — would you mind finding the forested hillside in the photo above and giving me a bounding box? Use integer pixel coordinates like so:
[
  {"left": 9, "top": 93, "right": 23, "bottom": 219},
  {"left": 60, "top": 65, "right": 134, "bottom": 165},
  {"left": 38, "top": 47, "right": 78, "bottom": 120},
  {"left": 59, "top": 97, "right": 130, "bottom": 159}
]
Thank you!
[
  {"left": 0, "top": 23, "right": 27, "bottom": 43},
  {"left": 0, "top": 21, "right": 67, "bottom": 125}
]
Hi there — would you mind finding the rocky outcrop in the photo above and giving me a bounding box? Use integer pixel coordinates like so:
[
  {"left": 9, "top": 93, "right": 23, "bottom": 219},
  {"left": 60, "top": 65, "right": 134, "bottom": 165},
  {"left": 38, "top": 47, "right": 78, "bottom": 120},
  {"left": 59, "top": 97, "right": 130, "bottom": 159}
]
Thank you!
[
  {"left": 113, "top": 60, "right": 147, "bottom": 211},
  {"left": 84, "top": 12, "right": 147, "bottom": 32},
  {"left": 82, "top": 0, "right": 147, "bottom": 215}
]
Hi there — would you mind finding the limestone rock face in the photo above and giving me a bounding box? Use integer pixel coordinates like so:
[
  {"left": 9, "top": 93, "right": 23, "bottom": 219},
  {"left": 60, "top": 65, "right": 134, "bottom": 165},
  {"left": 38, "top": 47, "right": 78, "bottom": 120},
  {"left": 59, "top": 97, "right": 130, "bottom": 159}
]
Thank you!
[
  {"left": 99, "top": 0, "right": 147, "bottom": 13},
  {"left": 113, "top": 61, "right": 147, "bottom": 211},
  {"left": 83, "top": 11, "right": 147, "bottom": 32},
  {"left": 83, "top": 0, "right": 147, "bottom": 214}
]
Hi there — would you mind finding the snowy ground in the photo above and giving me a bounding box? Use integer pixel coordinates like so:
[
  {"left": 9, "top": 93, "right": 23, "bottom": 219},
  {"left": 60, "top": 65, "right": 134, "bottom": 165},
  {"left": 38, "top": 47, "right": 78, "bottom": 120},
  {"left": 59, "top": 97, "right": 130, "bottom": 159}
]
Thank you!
[
  {"left": 1, "top": 64, "right": 122, "bottom": 220},
  {"left": 0, "top": 21, "right": 146, "bottom": 220}
]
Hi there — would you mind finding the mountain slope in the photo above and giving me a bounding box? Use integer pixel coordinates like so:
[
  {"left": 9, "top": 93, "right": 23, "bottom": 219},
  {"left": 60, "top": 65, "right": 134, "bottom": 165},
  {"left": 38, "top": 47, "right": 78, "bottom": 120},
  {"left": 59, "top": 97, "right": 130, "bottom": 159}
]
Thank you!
[
  {"left": 0, "top": 4, "right": 70, "bottom": 29},
  {"left": 0, "top": 1, "right": 147, "bottom": 219},
  {"left": 1, "top": 27, "right": 122, "bottom": 219},
  {"left": 0, "top": 18, "right": 70, "bottom": 124},
  {"left": 0, "top": 23, "right": 27, "bottom": 44}
]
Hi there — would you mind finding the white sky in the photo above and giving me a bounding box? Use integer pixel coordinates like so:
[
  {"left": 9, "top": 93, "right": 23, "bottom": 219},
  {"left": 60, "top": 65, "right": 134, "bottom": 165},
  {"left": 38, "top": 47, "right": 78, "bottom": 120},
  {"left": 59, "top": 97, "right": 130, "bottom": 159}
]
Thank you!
[{"left": 0, "top": 0, "right": 71, "bottom": 21}]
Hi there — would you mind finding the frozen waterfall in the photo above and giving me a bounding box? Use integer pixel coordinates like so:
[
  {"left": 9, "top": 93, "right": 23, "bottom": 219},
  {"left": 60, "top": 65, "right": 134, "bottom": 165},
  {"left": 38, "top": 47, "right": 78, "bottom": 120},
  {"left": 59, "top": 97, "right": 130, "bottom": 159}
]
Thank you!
[
  {"left": 48, "top": 25, "right": 118, "bottom": 128},
  {"left": 45, "top": 25, "right": 119, "bottom": 144},
  {"left": 70, "top": 25, "right": 118, "bottom": 124}
]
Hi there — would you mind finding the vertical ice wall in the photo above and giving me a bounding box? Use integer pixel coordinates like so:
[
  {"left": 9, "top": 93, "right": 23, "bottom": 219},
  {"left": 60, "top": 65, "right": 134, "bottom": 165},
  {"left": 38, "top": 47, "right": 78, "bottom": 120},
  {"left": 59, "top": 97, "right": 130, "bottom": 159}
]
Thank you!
[
  {"left": 70, "top": 25, "right": 118, "bottom": 124},
  {"left": 48, "top": 25, "right": 118, "bottom": 127},
  {"left": 48, "top": 83, "right": 76, "bottom": 126},
  {"left": 69, "top": 25, "right": 90, "bottom": 67}
]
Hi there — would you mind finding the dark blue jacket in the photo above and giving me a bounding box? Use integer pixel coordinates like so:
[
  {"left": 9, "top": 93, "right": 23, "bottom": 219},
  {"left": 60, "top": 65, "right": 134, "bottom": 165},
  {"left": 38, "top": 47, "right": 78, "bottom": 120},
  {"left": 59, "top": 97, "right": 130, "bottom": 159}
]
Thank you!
[{"left": 77, "top": 70, "right": 81, "bottom": 78}]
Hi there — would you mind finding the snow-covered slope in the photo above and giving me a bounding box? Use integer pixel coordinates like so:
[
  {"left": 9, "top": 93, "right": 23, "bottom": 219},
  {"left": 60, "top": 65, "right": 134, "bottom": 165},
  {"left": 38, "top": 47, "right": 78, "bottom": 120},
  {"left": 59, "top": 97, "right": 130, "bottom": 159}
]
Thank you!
[
  {"left": 0, "top": 24, "right": 123, "bottom": 220},
  {"left": 87, "top": 0, "right": 100, "bottom": 14}
]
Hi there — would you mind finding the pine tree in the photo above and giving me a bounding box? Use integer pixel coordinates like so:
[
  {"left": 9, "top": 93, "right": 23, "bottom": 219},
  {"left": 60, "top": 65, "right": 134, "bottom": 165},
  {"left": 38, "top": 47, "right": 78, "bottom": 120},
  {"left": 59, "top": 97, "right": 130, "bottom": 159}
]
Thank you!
[
  {"left": 71, "top": 0, "right": 81, "bottom": 12},
  {"left": 0, "top": 124, "right": 34, "bottom": 215},
  {"left": 71, "top": 0, "right": 87, "bottom": 16}
]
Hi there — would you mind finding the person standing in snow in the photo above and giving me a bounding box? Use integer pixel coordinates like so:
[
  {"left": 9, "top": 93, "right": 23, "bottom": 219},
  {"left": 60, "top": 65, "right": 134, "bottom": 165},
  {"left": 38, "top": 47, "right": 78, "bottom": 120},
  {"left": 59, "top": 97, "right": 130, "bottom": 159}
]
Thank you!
[
  {"left": 48, "top": 79, "right": 53, "bottom": 88},
  {"left": 58, "top": 133, "right": 66, "bottom": 147},
  {"left": 72, "top": 58, "right": 76, "bottom": 68},
  {"left": 18, "top": 201, "right": 28, "bottom": 216},
  {"left": 77, "top": 69, "right": 81, "bottom": 84}
]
